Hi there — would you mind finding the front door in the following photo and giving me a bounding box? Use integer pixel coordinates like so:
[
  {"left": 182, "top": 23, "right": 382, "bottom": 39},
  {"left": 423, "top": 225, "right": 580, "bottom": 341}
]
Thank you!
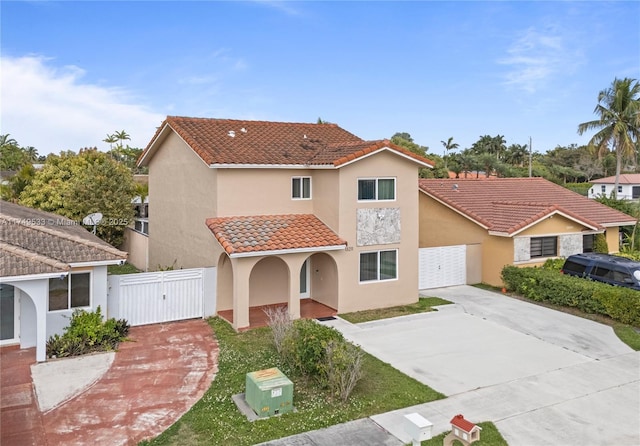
[
  {"left": 300, "top": 259, "right": 310, "bottom": 298},
  {"left": 0, "top": 284, "right": 19, "bottom": 345}
]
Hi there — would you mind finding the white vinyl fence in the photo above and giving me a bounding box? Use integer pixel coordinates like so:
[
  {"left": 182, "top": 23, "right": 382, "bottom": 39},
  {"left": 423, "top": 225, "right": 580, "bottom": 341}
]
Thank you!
[{"left": 107, "top": 268, "right": 216, "bottom": 326}]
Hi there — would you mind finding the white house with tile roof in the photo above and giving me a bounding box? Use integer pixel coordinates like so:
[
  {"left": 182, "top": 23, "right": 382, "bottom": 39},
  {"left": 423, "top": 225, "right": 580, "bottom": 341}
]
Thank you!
[
  {"left": 589, "top": 174, "right": 640, "bottom": 200},
  {"left": 0, "top": 201, "right": 127, "bottom": 361},
  {"left": 137, "top": 116, "right": 433, "bottom": 330}
]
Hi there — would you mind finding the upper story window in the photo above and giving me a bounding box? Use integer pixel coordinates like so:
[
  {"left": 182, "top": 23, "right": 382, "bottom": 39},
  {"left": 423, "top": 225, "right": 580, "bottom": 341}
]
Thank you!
[
  {"left": 48, "top": 272, "right": 91, "bottom": 311},
  {"left": 292, "top": 177, "right": 311, "bottom": 199},
  {"left": 601, "top": 185, "right": 606, "bottom": 193},
  {"left": 358, "top": 178, "right": 395, "bottom": 201},
  {"left": 530, "top": 236, "right": 557, "bottom": 258}
]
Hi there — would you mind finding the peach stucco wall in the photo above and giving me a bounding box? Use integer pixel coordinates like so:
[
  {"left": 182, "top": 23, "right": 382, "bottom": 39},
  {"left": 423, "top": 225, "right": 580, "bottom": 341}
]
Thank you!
[
  {"left": 334, "top": 151, "right": 422, "bottom": 313},
  {"left": 147, "top": 131, "right": 221, "bottom": 269}
]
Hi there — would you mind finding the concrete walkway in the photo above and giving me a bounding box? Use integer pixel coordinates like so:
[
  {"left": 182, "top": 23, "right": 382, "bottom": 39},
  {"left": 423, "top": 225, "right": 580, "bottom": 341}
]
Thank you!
[{"left": 268, "top": 286, "right": 639, "bottom": 446}]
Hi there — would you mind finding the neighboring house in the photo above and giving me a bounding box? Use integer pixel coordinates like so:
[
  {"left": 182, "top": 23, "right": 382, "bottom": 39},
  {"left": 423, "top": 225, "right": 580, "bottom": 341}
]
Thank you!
[
  {"left": 418, "top": 178, "right": 637, "bottom": 287},
  {"left": 589, "top": 174, "right": 640, "bottom": 200},
  {"left": 137, "top": 116, "right": 433, "bottom": 330},
  {"left": 0, "top": 201, "right": 127, "bottom": 361}
]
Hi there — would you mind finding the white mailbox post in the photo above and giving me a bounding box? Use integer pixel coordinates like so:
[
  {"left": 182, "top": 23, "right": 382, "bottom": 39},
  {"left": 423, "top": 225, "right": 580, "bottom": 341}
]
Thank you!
[{"left": 404, "top": 412, "right": 433, "bottom": 446}]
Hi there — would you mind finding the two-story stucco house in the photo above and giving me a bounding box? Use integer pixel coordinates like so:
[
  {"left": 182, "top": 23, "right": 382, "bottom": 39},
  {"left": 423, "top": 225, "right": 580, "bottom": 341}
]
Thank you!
[
  {"left": 137, "top": 117, "right": 433, "bottom": 330},
  {"left": 589, "top": 174, "right": 640, "bottom": 200}
]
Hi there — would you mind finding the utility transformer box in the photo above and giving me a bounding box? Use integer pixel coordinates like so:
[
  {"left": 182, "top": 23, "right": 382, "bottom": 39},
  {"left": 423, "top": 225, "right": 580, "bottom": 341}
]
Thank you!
[{"left": 245, "top": 368, "right": 293, "bottom": 418}]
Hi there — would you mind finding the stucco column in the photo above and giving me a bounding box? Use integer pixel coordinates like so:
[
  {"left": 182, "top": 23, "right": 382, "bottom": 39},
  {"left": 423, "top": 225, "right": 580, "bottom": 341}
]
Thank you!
[
  {"left": 288, "top": 263, "right": 301, "bottom": 321},
  {"left": 8, "top": 280, "right": 49, "bottom": 362},
  {"left": 231, "top": 258, "right": 250, "bottom": 330}
]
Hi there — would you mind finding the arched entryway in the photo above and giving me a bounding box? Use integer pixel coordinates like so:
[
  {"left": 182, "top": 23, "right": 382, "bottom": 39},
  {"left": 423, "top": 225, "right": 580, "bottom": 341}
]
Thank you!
[{"left": 302, "top": 252, "right": 339, "bottom": 311}]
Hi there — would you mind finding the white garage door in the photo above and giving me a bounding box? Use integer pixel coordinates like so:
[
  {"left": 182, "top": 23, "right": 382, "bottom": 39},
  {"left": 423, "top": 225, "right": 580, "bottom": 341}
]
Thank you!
[{"left": 419, "top": 245, "right": 466, "bottom": 289}]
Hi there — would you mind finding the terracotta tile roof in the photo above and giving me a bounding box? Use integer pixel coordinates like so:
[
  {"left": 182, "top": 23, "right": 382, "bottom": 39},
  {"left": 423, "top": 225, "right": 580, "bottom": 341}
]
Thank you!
[
  {"left": 591, "top": 174, "right": 640, "bottom": 184},
  {"left": 205, "top": 214, "right": 346, "bottom": 256},
  {"left": 450, "top": 414, "right": 478, "bottom": 433},
  {"left": 0, "top": 201, "right": 127, "bottom": 277},
  {"left": 139, "top": 116, "right": 433, "bottom": 168},
  {"left": 418, "top": 178, "right": 637, "bottom": 235}
]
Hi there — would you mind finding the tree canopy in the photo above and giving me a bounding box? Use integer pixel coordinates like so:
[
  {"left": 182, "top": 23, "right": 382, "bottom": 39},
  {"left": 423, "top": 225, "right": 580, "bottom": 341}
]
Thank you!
[{"left": 19, "top": 149, "right": 136, "bottom": 246}]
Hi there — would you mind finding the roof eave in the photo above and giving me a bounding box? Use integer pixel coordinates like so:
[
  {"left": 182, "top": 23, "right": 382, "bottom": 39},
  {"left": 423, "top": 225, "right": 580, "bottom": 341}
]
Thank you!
[
  {"left": 209, "top": 163, "right": 336, "bottom": 169},
  {"left": 69, "top": 259, "right": 126, "bottom": 268},
  {"left": 229, "top": 244, "right": 346, "bottom": 258},
  {"left": 137, "top": 122, "right": 172, "bottom": 167},
  {"left": 1, "top": 271, "right": 69, "bottom": 282},
  {"left": 508, "top": 210, "right": 602, "bottom": 237},
  {"left": 336, "top": 147, "right": 433, "bottom": 169}
]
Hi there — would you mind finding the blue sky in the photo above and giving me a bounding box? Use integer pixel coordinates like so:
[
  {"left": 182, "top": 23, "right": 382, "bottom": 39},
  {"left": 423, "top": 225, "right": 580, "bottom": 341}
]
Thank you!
[{"left": 2, "top": 1, "right": 639, "bottom": 156}]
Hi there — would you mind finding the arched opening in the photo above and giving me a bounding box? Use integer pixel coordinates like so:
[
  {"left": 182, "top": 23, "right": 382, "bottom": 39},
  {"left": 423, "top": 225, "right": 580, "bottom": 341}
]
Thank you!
[
  {"left": 216, "top": 253, "right": 234, "bottom": 313},
  {"left": 249, "top": 257, "right": 289, "bottom": 307},
  {"left": 0, "top": 283, "right": 38, "bottom": 350},
  {"left": 306, "top": 252, "right": 339, "bottom": 310}
]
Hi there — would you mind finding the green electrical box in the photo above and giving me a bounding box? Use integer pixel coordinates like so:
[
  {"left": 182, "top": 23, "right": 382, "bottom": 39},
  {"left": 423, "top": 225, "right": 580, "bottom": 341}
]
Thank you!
[{"left": 245, "top": 368, "right": 293, "bottom": 418}]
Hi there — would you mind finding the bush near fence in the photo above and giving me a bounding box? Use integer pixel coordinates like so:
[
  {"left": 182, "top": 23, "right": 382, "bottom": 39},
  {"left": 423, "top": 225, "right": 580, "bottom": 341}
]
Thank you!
[{"left": 501, "top": 265, "right": 640, "bottom": 326}]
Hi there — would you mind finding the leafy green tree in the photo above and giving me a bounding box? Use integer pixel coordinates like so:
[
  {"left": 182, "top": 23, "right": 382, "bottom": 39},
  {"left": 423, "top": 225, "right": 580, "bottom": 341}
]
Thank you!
[
  {"left": 0, "top": 134, "right": 29, "bottom": 170},
  {"left": 390, "top": 132, "right": 432, "bottom": 177},
  {"left": 19, "top": 149, "right": 136, "bottom": 246},
  {"left": 578, "top": 78, "right": 640, "bottom": 198},
  {"left": 1, "top": 164, "right": 36, "bottom": 201}
]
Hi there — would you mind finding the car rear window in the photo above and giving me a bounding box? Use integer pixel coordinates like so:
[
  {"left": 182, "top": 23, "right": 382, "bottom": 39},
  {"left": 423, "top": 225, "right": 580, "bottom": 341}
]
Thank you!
[{"left": 562, "top": 260, "right": 587, "bottom": 275}]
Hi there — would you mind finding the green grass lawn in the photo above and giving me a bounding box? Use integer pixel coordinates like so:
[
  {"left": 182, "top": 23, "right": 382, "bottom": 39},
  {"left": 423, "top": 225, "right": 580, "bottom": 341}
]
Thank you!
[
  {"left": 419, "top": 421, "right": 508, "bottom": 445},
  {"left": 141, "top": 317, "right": 445, "bottom": 446},
  {"left": 339, "top": 296, "right": 452, "bottom": 324}
]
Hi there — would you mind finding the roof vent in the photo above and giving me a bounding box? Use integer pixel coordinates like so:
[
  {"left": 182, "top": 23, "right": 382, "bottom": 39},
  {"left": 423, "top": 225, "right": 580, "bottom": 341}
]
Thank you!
[
  {"left": 303, "top": 134, "right": 307, "bottom": 139},
  {"left": 452, "top": 184, "right": 459, "bottom": 191},
  {"left": 228, "top": 130, "right": 235, "bottom": 137},
  {"left": 240, "top": 127, "right": 247, "bottom": 133}
]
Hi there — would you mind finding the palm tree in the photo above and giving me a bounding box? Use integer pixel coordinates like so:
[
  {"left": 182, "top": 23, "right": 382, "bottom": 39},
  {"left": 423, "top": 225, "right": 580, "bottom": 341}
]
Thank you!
[
  {"left": 440, "top": 137, "right": 459, "bottom": 169},
  {"left": 0, "top": 134, "right": 18, "bottom": 148},
  {"left": 578, "top": 78, "right": 640, "bottom": 198}
]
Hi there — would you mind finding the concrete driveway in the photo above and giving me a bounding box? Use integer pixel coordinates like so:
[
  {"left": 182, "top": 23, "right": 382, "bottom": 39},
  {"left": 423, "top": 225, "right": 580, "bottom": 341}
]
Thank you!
[{"left": 322, "top": 286, "right": 639, "bottom": 446}]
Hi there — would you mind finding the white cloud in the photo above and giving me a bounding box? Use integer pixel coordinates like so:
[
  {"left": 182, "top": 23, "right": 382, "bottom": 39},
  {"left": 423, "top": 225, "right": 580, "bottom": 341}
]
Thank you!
[
  {"left": 0, "top": 55, "right": 165, "bottom": 155},
  {"left": 499, "top": 26, "right": 583, "bottom": 94}
]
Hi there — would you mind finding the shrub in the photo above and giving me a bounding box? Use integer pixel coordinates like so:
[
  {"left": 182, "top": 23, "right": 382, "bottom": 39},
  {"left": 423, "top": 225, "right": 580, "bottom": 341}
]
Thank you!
[
  {"left": 46, "top": 306, "right": 130, "bottom": 358},
  {"left": 281, "top": 319, "right": 344, "bottom": 377},
  {"left": 501, "top": 265, "right": 640, "bottom": 326},
  {"left": 264, "top": 305, "right": 292, "bottom": 355},
  {"left": 594, "top": 233, "right": 609, "bottom": 253},
  {"left": 320, "top": 340, "right": 364, "bottom": 402}
]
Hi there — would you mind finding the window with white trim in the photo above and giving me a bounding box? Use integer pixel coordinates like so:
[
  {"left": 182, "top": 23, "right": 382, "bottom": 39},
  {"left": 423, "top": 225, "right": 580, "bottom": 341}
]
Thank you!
[
  {"left": 358, "top": 178, "right": 395, "bottom": 201},
  {"left": 292, "top": 177, "right": 311, "bottom": 199},
  {"left": 530, "top": 236, "right": 557, "bottom": 258},
  {"left": 359, "top": 249, "right": 397, "bottom": 282},
  {"left": 49, "top": 272, "right": 91, "bottom": 311}
]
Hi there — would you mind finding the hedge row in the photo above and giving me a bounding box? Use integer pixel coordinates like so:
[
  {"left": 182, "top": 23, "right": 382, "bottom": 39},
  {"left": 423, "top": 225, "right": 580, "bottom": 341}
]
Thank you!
[{"left": 501, "top": 265, "right": 640, "bottom": 326}]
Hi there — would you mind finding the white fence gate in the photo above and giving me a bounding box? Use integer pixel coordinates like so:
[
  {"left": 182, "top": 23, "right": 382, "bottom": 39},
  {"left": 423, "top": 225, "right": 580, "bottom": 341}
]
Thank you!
[
  {"left": 419, "top": 245, "right": 467, "bottom": 289},
  {"left": 107, "top": 268, "right": 216, "bottom": 326}
]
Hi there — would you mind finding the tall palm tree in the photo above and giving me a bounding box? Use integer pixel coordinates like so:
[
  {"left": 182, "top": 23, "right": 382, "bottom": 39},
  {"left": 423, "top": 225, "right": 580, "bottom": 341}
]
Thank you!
[
  {"left": 578, "top": 78, "right": 640, "bottom": 198},
  {"left": 440, "top": 137, "right": 459, "bottom": 169}
]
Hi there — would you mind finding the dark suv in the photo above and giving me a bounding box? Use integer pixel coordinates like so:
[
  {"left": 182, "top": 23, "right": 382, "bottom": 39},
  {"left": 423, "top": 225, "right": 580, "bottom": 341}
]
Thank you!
[{"left": 561, "top": 253, "right": 640, "bottom": 290}]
